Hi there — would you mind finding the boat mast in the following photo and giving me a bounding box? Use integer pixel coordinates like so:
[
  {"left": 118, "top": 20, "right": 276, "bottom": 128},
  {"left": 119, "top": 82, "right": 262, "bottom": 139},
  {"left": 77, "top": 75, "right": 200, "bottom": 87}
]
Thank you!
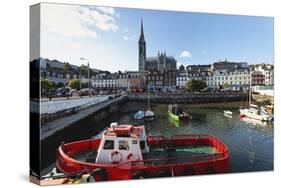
[
  {"left": 249, "top": 70, "right": 252, "bottom": 107},
  {"left": 148, "top": 84, "right": 150, "bottom": 110}
]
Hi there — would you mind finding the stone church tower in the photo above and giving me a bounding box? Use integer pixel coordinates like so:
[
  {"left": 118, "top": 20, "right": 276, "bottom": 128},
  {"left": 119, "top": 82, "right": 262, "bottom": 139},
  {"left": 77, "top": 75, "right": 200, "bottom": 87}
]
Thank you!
[{"left": 138, "top": 19, "right": 146, "bottom": 72}]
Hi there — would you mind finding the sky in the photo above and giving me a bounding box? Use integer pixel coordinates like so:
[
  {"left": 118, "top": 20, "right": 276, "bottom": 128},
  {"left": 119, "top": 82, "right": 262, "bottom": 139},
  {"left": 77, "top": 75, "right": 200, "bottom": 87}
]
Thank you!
[{"left": 40, "top": 3, "right": 274, "bottom": 72}]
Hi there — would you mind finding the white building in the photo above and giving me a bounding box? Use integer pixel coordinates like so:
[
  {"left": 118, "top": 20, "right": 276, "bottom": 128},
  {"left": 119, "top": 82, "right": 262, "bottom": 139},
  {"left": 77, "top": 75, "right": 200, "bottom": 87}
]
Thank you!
[
  {"left": 176, "top": 72, "right": 190, "bottom": 88},
  {"left": 45, "top": 71, "right": 66, "bottom": 84},
  {"left": 91, "top": 78, "right": 117, "bottom": 88},
  {"left": 117, "top": 71, "right": 145, "bottom": 91},
  {"left": 207, "top": 70, "right": 250, "bottom": 91},
  {"left": 91, "top": 73, "right": 118, "bottom": 89}
]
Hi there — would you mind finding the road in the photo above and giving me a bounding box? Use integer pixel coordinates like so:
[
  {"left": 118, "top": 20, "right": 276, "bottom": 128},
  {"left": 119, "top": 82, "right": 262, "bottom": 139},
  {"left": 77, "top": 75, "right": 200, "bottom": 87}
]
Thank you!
[{"left": 40, "top": 96, "right": 109, "bottom": 114}]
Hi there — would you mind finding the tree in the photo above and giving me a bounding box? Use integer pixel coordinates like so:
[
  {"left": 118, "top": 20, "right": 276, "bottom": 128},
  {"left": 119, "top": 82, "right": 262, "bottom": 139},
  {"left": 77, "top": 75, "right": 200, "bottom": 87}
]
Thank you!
[
  {"left": 41, "top": 78, "right": 53, "bottom": 91},
  {"left": 223, "top": 82, "right": 230, "bottom": 89},
  {"left": 67, "top": 79, "right": 81, "bottom": 90},
  {"left": 80, "top": 64, "right": 95, "bottom": 77},
  {"left": 56, "top": 82, "right": 65, "bottom": 88},
  {"left": 186, "top": 80, "right": 205, "bottom": 92},
  {"left": 79, "top": 64, "right": 88, "bottom": 76},
  {"left": 81, "top": 82, "right": 89, "bottom": 89},
  {"left": 63, "top": 63, "right": 71, "bottom": 73}
]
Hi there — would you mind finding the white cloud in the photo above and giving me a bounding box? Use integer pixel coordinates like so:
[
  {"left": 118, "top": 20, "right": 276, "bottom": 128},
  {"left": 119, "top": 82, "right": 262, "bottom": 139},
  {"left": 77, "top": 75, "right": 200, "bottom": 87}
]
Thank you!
[
  {"left": 179, "top": 50, "right": 192, "bottom": 58},
  {"left": 78, "top": 6, "right": 119, "bottom": 32},
  {"left": 122, "top": 34, "right": 137, "bottom": 41},
  {"left": 41, "top": 4, "right": 119, "bottom": 40},
  {"left": 201, "top": 50, "right": 207, "bottom": 54},
  {"left": 95, "top": 6, "right": 115, "bottom": 16},
  {"left": 41, "top": 4, "right": 97, "bottom": 38}
]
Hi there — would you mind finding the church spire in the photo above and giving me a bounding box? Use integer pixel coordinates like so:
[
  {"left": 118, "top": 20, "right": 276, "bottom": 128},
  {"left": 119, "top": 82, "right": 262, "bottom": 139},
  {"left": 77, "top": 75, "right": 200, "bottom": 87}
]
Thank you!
[
  {"left": 138, "top": 19, "right": 146, "bottom": 72},
  {"left": 139, "top": 19, "right": 145, "bottom": 43},
  {"left": 141, "top": 19, "right": 144, "bottom": 35}
]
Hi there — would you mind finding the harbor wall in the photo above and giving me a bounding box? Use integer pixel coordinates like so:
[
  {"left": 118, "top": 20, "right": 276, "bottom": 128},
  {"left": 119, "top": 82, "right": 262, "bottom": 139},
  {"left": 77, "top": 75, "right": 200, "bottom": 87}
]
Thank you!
[{"left": 127, "top": 92, "right": 248, "bottom": 104}]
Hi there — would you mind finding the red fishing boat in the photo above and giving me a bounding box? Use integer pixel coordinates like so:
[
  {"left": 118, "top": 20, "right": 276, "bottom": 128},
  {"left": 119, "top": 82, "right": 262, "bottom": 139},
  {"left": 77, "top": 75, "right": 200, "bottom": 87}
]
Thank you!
[{"left": 56, "top": 123, "right": 229, "bottom": 182}]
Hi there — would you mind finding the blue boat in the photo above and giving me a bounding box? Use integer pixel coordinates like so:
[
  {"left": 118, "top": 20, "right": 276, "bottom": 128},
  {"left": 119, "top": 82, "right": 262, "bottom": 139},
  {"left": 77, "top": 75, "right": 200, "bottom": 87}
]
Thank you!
[{"left": 134, "top": 111, "right": 145, "bottom": 120}]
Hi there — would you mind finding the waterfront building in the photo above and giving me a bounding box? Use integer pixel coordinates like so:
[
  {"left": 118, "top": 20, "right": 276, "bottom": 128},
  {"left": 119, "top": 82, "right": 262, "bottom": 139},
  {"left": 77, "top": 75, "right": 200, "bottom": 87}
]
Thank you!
[
  {"left": 186, "top": 61, "right": 250, "bottom": 91},
  {"left": 207, "top": 69, "right": 250, "bottom": 91},
  {"left": 91, "top": 72, "right": 118, "bottom": 90},
  {"left": 251, "top": 71, "right": 265, "bottom": 86},
  {"left": 186, "top": 64, "right": 212, "bottom": 72},
  {"left": 212, "top": 59, "right": 248, "bottom": 71},
  {"left": 138, "top": 20, "right": 177, "bottom": 72},
  {"left": 163, "top": 70, "right": 178, "bottom": 92},
  {"left": 117, "top": 72, "right": 129, "bottom": 90},
  {"left": 117, "top": 71, "right": 145, "bottom": 92},
  {"left": 253, "top": 64, "right": 274, "bottom": 86},
  {"left": 146, "top": 70, "right": 177, "bottom": 92},
  {"left": 186, "top": 64, "right": 212, "bottom": 84},
  {"left": 176, "top": 72, "right": 190, "bottom": 88},
  {"left": 146, "top": 70, "right": 163, "bottom": 92}
]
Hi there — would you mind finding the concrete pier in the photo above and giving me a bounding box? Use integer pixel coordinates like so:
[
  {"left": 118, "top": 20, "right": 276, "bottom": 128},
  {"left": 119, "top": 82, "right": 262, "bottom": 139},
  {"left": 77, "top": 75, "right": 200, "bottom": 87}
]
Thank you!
[{"left": 41, "top": 96, "right": 127, "bottom": 140}]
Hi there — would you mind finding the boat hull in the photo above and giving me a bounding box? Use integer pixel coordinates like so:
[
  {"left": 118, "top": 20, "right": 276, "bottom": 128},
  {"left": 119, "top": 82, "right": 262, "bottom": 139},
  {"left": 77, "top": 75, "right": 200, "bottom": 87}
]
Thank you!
[
  {"left": 134, "top": 111, "right": 145, "bottom": 120},
  {"left": 223, "top": 111, "right": 233, "bottom": 116},
  {"left": 56, "top": 135, "right": 229, "bottom": 181},
  {"left": 239, "top": 109, "right": 271, "bottom": 122},
  {"left": 168, "top": 111, "right": 179, "bottom": 121}
]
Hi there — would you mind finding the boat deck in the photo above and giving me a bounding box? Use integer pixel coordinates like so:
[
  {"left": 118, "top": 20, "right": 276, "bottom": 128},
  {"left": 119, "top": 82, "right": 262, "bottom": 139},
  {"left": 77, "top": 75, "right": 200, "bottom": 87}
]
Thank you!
[
  {"left": 71, "top": 145, "right": 219, "bottom": 164},
  {"left": 143, "top": 146, "right": 219, "bottom": 159}
]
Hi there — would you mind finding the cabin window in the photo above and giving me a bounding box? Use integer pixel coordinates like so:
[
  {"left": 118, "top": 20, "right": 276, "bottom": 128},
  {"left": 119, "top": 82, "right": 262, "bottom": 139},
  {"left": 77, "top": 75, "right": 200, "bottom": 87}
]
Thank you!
[
  {"left": 103, "top": 140, "right": 114, "bottom": 150},
  {"left": 140, "top": 141, "right": 146, "bottom": 150},
  {"left": 119, "top": 140, "right": 129, "bottom": 150},
  {"left": 132, "top": 140, "right": 138, "bottom": 144}
]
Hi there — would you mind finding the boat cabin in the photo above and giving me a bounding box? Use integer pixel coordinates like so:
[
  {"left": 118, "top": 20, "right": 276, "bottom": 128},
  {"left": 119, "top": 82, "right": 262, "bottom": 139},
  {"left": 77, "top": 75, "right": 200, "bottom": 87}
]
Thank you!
[
  {"left": 95, "top": 123, "right": 149, "bottom": 164},
  {"left": 168, "top": 104, "right": 183, "bottom": 115}
]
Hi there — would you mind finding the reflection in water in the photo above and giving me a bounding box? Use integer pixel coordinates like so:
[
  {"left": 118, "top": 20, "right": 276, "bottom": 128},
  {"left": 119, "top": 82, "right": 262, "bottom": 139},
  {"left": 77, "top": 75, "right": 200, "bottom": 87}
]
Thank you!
[{"left": 240, "top": 117, "right": 273, "bottom": 127}]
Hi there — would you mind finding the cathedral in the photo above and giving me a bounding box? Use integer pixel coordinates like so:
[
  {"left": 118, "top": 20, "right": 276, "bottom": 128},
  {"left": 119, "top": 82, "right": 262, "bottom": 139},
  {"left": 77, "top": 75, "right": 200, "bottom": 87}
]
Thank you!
[{"left": 138, "top": 20, "right": 177, "bottom": 72}]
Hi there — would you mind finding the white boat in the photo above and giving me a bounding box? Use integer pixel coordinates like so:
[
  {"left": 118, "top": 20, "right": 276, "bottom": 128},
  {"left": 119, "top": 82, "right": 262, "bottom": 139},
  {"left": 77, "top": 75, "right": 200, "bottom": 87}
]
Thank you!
[
  {"left": 239, "top": 108, "right": 271, "bottom": 122},
  {"left": 223, "top": 110, "right": 233, "bottom": 116},
  {"left": 145, "top": 109, "right": 154, "bottom": 117},
  {"left": 239, "top": 71, "right": 272, "bottom": 122}
]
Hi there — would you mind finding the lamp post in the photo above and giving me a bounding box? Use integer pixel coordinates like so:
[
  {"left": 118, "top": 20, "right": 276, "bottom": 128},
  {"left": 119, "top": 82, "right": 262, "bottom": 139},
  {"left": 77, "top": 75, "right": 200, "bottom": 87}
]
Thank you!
[
  {"left": 80, "top": 57, "right": 91, "bottom": 97},
  {"left": 78, "top": 67, "right": 82, "bottom": 98}
]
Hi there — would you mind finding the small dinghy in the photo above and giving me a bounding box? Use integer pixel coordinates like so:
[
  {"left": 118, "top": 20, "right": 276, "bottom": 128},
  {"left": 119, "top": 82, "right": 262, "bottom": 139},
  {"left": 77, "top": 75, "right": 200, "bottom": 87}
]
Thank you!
[
  {"left": 223, "top": 110, "right": 233, "bottom": 116},
  {"left": 134, "top": 110, "right": 145, "bottom": 120}
]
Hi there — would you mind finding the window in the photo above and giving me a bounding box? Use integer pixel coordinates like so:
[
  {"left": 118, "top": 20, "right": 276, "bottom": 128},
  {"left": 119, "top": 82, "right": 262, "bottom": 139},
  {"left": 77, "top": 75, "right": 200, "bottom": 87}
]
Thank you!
[
  {"left": 132, "top": 140, "right": 138, "bottom": 144},
  {"left": 140, "top": 141, "right": 146, "bottom": 150},
  {"left": 119, "top": 140, "right": 129, "bottom": 150},
  {"left": 103, "top": 140, "right": 114, "bottom": 150}
]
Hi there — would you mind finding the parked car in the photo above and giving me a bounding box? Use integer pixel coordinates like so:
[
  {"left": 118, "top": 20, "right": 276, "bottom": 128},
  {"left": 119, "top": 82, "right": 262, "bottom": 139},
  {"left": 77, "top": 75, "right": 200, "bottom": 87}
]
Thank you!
[
  {"left": 200, "top": 88, "right": 211, "bottom": 92},
  {"left": 56, "top": 87, "right": 72, "bottom": 97},
  {"left": 221, "top": 88, "right": 232, "bottom": 92},
  {"left": 79, "top": 88, "right": 95, "bottom": 96}
]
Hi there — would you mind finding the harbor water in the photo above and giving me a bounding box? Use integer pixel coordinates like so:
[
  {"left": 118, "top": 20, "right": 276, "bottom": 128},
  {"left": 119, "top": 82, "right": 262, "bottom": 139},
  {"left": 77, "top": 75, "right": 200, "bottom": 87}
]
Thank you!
[{"left": 41, "top": 101, "right": 273, "bottom": 174}]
